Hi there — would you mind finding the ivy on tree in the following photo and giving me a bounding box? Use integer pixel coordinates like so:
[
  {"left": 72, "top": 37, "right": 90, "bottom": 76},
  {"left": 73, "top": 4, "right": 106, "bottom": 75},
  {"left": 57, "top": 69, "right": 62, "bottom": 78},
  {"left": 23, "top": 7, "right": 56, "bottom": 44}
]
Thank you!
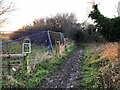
[{"left": 89, "top": 4, "right": 120, "bottom": 42}]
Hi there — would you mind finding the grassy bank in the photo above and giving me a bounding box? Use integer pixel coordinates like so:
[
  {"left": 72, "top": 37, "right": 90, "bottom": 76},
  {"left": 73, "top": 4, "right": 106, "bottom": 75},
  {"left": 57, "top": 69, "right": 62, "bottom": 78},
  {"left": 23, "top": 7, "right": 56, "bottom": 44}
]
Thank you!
[{"left": 82, "top": 43, "right": 120, "bottom": 89}]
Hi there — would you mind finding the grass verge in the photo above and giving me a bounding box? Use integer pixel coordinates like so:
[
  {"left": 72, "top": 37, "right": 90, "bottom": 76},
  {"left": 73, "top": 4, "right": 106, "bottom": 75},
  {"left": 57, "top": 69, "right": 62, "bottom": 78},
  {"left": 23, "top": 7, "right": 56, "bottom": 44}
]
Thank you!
[
  {"left": 2, "top": 44, "right": 76, "bottom": 89},
  {"left": 81, "top": 43, "right": 120, "bottom": 89},
  {"left": 81, "top": 43, "right": 101, "bottom": 89}
]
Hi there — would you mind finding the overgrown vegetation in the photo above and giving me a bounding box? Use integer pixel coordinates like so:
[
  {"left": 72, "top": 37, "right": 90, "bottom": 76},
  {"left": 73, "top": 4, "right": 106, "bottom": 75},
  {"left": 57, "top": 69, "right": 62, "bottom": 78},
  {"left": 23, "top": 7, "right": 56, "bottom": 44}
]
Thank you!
[
  {"left": 2, "top": 2, "right": 120, "bottom": 89},
  {"left": 2, "top": 42, "right": 22, "bottom": 54},
  {"left": 82, "top": 43, "right": 120, "bottom": 89},
  {"left": 9, "top": 13, "right": 97, "bottom": 44},
  {"left": 2, "top": 44, "right": 76, "bottom": 89},
  {"left": 9, "top": 13, "right": 80, "bottom": 42}
]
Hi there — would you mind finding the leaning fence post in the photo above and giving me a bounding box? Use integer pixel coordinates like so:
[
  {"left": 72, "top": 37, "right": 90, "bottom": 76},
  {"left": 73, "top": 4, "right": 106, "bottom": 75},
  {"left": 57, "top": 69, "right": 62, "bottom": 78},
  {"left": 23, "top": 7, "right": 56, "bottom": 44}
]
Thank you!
[
  {"left": 47, "top": 31, "right": 53, "bottom": 54},
  {"left": 60, "top": 32, "right": 64, "bottom": 45}
]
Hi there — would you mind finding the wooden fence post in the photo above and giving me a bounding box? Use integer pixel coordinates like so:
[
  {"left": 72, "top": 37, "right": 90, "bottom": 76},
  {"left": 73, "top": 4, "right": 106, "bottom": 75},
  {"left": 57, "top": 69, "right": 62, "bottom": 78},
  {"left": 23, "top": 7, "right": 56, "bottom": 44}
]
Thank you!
[
  {"left": 22, "top": 54, "right": 27, "bottom": 74},
  {"left": 7, "top": 56, "right": 11, "bottom": 75}
]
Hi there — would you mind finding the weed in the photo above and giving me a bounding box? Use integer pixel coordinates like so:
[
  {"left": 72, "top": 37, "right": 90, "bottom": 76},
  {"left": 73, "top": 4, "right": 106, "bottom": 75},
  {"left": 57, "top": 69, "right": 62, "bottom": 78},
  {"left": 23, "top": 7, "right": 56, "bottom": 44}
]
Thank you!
[
  {"left": 2, "top": 44, "right": 76, "bottom": 88},
  {"left": 82, "top": 43, "right": 120, "bottom": 89}
]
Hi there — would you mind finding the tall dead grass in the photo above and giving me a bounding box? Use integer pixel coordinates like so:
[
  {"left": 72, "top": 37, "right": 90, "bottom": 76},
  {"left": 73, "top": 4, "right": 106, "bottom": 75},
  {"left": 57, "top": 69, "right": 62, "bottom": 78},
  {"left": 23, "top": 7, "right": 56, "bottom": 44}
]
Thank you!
[
  {"left": 100, "top": 42, "right": 119, "bottom": 61},
  {"left": 98, "top": 42, "right": 120, "bottom": 89}
]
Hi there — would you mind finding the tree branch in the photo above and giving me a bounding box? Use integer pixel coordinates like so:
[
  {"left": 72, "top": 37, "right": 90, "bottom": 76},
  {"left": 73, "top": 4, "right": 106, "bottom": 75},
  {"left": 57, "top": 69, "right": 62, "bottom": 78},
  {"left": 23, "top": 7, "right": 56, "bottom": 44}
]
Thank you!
[{"left": 0, "top": 0, "right": 14, "bottom": 25}]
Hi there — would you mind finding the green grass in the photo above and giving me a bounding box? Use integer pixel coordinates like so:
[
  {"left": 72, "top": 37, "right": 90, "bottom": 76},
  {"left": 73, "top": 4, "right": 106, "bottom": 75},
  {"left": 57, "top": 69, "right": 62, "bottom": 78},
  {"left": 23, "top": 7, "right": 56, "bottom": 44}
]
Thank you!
[
  {"left": 2, "top": 42, "right": 22, "bottom": 54},
  {"left": 81, "top": 43, "right": 101, "bottom": 88},
  {"left": 24, "top": 44, "right": 76, "bottom": 88},
  {"left": 2, "top": 44, "right": 76, "bottom": 88}
]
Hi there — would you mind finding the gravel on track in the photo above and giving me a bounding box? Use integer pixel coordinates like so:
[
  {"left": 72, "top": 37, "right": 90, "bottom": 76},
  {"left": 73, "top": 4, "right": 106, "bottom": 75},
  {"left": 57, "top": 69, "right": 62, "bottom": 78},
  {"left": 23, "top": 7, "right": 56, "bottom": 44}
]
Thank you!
[{"left": 38, "top": 48, "right": 84, "bottom": 88}]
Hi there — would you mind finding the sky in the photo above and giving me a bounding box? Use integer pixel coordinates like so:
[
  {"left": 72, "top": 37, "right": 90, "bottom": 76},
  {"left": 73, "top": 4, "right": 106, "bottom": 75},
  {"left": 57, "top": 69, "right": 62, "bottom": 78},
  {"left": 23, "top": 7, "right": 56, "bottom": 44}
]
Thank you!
[{"left": 0, "top": 0, "right": 120, "bottom": 32}]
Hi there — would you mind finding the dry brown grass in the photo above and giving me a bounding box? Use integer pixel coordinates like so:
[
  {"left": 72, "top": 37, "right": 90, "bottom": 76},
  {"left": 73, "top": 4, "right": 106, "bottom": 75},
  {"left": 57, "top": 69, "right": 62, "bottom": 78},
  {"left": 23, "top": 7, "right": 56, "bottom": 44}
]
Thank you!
[
  {"left": 97, "top": 42, "right": 120, "bottom": 89},
  {"left": 100, "top": 42, "right": 120, "bottom": 61}
]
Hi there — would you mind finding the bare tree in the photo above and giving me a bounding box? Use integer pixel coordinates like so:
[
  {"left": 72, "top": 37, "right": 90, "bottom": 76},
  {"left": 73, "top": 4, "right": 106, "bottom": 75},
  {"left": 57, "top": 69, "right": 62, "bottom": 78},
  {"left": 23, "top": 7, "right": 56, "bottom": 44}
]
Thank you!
[{"left": 0, "top": 0, "right": 14, "bottom": 26}]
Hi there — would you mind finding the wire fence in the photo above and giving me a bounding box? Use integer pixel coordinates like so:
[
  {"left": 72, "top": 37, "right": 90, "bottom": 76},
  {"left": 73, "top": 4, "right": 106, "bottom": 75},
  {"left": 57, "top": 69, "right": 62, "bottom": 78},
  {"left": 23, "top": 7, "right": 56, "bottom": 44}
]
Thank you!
[{"left": 1, "top": 30, "right": 65, "bottom": 82}]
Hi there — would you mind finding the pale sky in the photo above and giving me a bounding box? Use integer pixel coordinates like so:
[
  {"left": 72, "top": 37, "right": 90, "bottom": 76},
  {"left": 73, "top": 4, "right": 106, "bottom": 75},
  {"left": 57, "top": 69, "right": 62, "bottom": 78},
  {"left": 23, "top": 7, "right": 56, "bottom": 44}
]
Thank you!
[{"left": 0, "top": 0, "right": 120, "bottom": 32}]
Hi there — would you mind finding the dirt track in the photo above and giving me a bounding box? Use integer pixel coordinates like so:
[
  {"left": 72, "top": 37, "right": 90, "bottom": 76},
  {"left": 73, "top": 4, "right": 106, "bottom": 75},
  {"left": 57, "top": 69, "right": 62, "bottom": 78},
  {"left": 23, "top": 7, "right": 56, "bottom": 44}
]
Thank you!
[{"left": 38, "top": 48, "right": 84, "bottom": 88}]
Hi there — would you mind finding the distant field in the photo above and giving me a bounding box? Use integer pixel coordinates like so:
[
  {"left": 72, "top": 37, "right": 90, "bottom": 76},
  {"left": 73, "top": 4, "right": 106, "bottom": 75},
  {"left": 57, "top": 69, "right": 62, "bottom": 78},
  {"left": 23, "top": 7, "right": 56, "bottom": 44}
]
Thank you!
[{"left": 2, "top": 34, "right": 10, "bottom": 40}]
